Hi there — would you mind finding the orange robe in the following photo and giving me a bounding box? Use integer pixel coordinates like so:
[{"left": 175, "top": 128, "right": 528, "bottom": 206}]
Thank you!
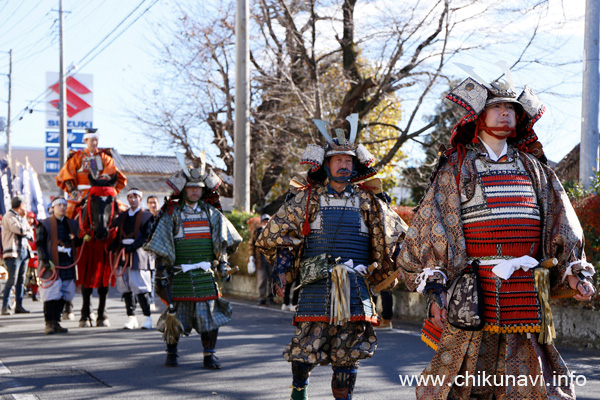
[
  {"left": 56, "top": 148, "right": 126, "bottom": 219},
  {"left": 55, "top": 148, "right": 126, "bottom": 196}
]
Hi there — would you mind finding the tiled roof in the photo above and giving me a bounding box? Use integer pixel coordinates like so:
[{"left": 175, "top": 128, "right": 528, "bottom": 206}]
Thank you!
[
  {"left": 553, "top": 144, "right": 579, "bottom": 182},
  {"left": 111, "top": 150, "right": 183, "bottom": 175},
  {"left": 38, "top": 173, "right": 174, "bottom": 200},
  {"left": 37, "top": 173, "right": 234, "bottom": 211}
]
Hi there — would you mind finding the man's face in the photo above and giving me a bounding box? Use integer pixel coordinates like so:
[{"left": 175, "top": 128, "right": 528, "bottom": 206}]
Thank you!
[
  {"left": 85, "top": 137, "right": 99, "bottom": 152},
  {"left": 484, "top": 102, "right": 516, "bottom": 135},
  {"left": 15, "top": 203, "right": 27, "bottom": 217},
  {"left": 127, "top": 194, "right": 141, "bottom": 209},
  {"left": 328, "top": 154, "right": 354, "bottom": 178},
  {"left": 53, "top": 203, "right": 66, "bottom": 219},
  {"left": 147, "top": 198, "right": 159, "bottom": 214},
  {"left": 184, "top": 186, "right": 204, "bottom": 204}
]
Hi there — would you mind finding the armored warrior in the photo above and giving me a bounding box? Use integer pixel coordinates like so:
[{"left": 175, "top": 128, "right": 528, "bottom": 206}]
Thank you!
[
  {"left": 398, "top": 64, "right": 596, "bottom": 399},
  {"left": 145, "top": 155, "right": 241, "bottom": 369},
  {"left": 256, "top": 114, "right": 407, "bottom": 400},
  {"left": 110, "top": 188, "right": 154, "bottom": 330},
  {"left": 36, "top": 198, "right": 83, "bottom": 334},
  {"left": 55, "top": 128, "right": 127, "bottom": 209},
  {"left": 55, "top": 128, "right": 127, "bottom": 328}
]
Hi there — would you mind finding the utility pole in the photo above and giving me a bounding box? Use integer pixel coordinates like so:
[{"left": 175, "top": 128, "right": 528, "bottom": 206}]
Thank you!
[
  {"left": 6, "top": 49, "right": 12, "bottom": 169},
  {"left": 58, "top": 0, "right": 68, "bottom": 169},
  {"left": 580, "top": 0, "right": 600, "bottom": 189},
  {"left": 233, "top": 0, "right": 250, "bottom": 212}
]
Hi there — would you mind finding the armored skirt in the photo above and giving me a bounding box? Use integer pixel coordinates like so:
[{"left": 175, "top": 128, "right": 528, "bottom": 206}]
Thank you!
[{"left": 285, "top": 273, "right": 378, "bottom": 367}]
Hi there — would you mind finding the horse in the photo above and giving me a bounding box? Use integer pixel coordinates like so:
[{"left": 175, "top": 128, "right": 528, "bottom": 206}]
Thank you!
[{"left": 75, "top": 173, "right": 125, "bottom": 327}]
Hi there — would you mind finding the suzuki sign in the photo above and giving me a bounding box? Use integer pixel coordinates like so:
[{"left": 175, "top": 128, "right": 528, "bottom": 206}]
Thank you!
[{"left": 46, "top": 72, "right": 93, "bottom": 129}]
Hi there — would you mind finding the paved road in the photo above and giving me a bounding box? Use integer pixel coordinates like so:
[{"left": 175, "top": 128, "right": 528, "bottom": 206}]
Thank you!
[{"left": 1, "top": 291, "right": 599, "bottom": 400}]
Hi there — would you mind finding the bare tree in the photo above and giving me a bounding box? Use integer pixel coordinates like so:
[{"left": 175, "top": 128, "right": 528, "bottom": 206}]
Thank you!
[{"left": 133, "top": 0, "right": 575, "bottom": 211}]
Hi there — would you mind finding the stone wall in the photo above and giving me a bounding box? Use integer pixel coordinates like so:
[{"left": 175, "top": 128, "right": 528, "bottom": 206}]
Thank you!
[{"left": 222, "top": 275, "right": 600, "bottom": 349}]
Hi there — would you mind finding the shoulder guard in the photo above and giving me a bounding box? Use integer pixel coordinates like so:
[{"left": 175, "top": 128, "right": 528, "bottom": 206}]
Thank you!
[{"left": 67, "top": 149, "right": 79, "bottom": 161}]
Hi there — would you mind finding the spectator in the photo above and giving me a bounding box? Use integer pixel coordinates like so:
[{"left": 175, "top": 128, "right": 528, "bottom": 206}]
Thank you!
[
  {"left": 146, "top": 194, "right": 161, "bottom": 311},
  {"left": 281, "top": 279, "right": 299, "bottom": 312},
  {"left": 146, "top": 195, "right": 160, "bottom": 217},
  {"left": 25, "top": 212, "right": 40, "bottom": 302},
  {"left": 373, "top": 291, "right": 393, "bottom": 329},
  {"left": 2, "top": 196, "right": 34, "bottom": 315}
]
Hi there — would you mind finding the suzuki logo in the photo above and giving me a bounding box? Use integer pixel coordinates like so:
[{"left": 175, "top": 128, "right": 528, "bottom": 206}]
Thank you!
[{"left": 49, "top": 76, "right": 91, "bottom": 117}]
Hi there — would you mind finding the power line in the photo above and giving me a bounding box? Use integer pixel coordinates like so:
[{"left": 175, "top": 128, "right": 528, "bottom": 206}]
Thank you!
[
  {"left": 11, "top": 0, "right": 159, "bottom": 126},
  {"left": 0, "top": 2, "right": 28, "bottom": 37},
  {"left": 68, "top": 0, "right": 150, "bottom": 73},
  {"left": 0, "top": 0, "right": 46, "bottom": 42}
]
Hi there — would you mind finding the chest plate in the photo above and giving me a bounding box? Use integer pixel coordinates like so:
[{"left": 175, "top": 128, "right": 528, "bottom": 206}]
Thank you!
[
  {"left": 461, "top": 157, "right": 541, "bottom": 259},
  {"left": 174, "top": 209, "right": 213, "bottom": 265},
  {"left": 303, "top": 194, "right": 370, "bottom": 265}
]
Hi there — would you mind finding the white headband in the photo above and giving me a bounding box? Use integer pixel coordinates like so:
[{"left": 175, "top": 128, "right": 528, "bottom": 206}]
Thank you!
[
  {"left": 83, "top": 132, "right": 99, "bottom": 140},
  {"left": 127, "top": 189, "right": 143, "bottom": 197},
  {"left": 51, "top": 198, "right": 68, "bottom": 207}
]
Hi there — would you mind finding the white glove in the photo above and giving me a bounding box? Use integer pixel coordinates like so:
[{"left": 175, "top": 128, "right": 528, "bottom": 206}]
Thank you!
[
  {"left": 247, "top": 256, "right": 256, "bottom": 274},
  {"left": 354, "top": 264, "right": 368, "bottom": 276}
]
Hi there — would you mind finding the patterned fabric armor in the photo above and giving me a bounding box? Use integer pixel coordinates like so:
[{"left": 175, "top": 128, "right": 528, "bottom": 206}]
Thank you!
[
  {"left": 172, "top": 210, "right": 218, "bottom": 302},
  {"left": 461, "top": 156, "right": 542, "bottom": 333},
  {"left": 77, "top": 153, "right": 104, "bottom": 182},
  {"left": 297, "top": 194, "right": 375, "bottom": 324}
]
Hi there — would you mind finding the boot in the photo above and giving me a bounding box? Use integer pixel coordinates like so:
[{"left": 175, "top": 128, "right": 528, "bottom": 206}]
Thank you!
[
  {"left": 203, "top": 353, "right": 221, "bottom": 370},
  {"left": 375, "top": 318, "right": 393, "bottom": 330},
  {"left": 291, "top": 361, "right": 313, "bottom": 400},
  {"left": 290, "top": 387, "right": 308, "bottom": 400},
  {"left": 45, "top": 321, "right": 55, "bottom": 334},
  {"left": 96, "top": 286, "right": 110, "bottom": 327},
  {"left": 44, "top": 301, "right": 55, "bottom": 334},
  {"left": 137, "top": 292, "right": 151, "bottom": 317},
  {"left": 331, "top": 367, "right": 358, "bottom": 400},
  {"left": 165, "top": 343, "right": 178, "bottom": 367},
  {"left": 201, "top": 330, "right": 220, "bottom": 369},
  {"left": 53, "top": 300, "right": 68, "bottom": 333},
  {"left": 14, "top": 304, "right": 30, "bottom": 314},
  {"left": 53, "top": 320, "right": 69, "bottom": 333}
]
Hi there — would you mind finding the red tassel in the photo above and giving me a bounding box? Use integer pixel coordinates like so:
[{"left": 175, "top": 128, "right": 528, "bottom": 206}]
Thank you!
[{"left": 302, "top": 185, "right": 313, "bottom": 236}]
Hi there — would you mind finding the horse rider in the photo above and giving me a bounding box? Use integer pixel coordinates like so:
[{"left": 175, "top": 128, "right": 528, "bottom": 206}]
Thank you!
[{"left": 55, "top": 127, "right": 127, "bottom": 328}]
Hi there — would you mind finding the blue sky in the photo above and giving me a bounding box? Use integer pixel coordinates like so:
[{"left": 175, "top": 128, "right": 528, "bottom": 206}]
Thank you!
[
  {"left": 0, "top": 0, "right": 590, "bottom": 168},
  {"left": 0, "top": 0, "right": 168, "bottom": 156}
]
